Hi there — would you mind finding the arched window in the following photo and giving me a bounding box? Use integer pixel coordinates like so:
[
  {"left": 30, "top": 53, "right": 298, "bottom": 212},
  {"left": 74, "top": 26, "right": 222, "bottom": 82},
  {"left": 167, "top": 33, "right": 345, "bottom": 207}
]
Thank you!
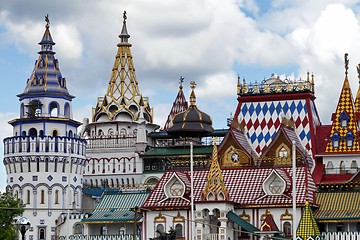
[
  {"left": 55, "top": 190, "right": 59, "bottom": 204},
  {"left": 278, "top": 146, "right": 288, "bottom": 158},
  {"left": 100, "top": 225, "right": 108, "bottom": 235},
  {"left": 29, "top": 128, "right": 37, "bottom": 137},
  {"left": 175, "top": 223, "right": 183, "bottom": 237},
  {"left": 54, "top": 158, "right": 58, "bottom": 172},
  {"left": 45, "top": 158, "right": 49, "bottom": 172},
  {"left": 73, "top": 223, "right": 83, "bottom": 234},
  {"left": 50, "top": 102, "right": 59, "bottom": 117},
  {"left": 40, "top": 190, "right": 45, "bottom": 204},
  {"left": 64, "top": 103, "right": 71, "bottom": 118},
  {"left": 36, "top": 157, "right": 40, "bottom": 172},
  {"left": 351, "top": 160, "right": 358, "bottom": 169},
  {"left": 119, "top": 226, "right": 126, "bottom": 235},
  {"left": 39, "top": 228, "right": 46, "bottom": 240},
  {"left": 28, "top": 158, "right": 31, "bottom": 172},
  {"left": 156, "top": 224, "right": 165, "bottom": 237},
  {"left": 340, "top": 161, "right": 346, "bottom": 174},
  {"left": 326, "top": 161, "right": 334, "bottom": 169},
  {"left": 283, "top": 221, "right": 291, "bottom": 237},
  {"left": 27, "top": 190, "right": 31, "bottom": 204},
  {"left": 52, "top": 130, "right": 58, "bottom": 137}
]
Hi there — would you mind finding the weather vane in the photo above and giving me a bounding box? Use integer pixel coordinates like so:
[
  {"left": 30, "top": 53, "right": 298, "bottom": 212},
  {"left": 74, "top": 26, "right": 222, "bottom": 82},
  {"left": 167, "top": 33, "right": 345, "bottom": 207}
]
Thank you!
[
  {"left": 190, "top": 81, "right": 196, "bottom": 90},
  {"left": 179, "top": 76, "right": 184, "bottom": 89},
  {"left": 123, "top": 11, "right": 127, "bottom": 23},
  {"left": 45, "top": 14, "right": 50, "bottom": 25},
  {"left": 345, "top": 53, "right": 349, "bottom": 76}
]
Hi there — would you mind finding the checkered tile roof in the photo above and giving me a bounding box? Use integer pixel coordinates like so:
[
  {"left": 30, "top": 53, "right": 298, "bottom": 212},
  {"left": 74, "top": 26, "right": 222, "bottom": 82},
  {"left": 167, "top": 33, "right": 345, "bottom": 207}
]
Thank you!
[
  {"left": 236, "top": 98, "right": 319, "bottom": 157},
  {"left": 143, "top": 166, "right": 316, "bottom": 209},
  {"left": 296, "top": 201, "right": 320, "bottom": 239},
  {"left": 325, "top": 77, "right": 360, "bottom": 153}
]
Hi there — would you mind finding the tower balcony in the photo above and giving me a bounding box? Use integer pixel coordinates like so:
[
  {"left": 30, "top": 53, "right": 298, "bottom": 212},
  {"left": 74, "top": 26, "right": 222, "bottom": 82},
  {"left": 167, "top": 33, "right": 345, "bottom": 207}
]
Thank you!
[
  {"left": 86, "top": 135, "right": 136, "bottom": 149},
  {"left": 3, "top": 135, "right": 86, "bottom": 157}
]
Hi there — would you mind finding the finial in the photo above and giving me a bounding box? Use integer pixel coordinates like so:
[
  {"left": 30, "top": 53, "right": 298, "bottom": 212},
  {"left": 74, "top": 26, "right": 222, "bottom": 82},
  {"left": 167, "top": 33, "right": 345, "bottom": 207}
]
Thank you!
[
  {"left": 123, "top": 11, "right": 127, "bottom": 24},
  {"left": 179, "top": 76, "right": 184, "bottom": 89},
  {"left": 189, "top": 81, "right": 197, "bottom": 106},
  {"left": 345, "top": 53, "right": 349, "bottom": 76},
  {"left": 190, "top": 81, "right": 196, "bottom": 90},
  {"left": 357, "top": 64, "right": 360, "bottom": 84},
  {"left": 307, "top": 71, "right": 310, "bottom": 82},
  {"left": 212, "top": 137, "right": 218, "bottom": 144},
  {"left": 45, "top": 14, "right": 50, "bottom": 27}
]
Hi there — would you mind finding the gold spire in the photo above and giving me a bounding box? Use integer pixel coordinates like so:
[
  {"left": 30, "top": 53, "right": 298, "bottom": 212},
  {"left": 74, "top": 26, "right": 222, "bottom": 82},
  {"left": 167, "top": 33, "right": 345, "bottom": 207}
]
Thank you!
[
  {"left": 201, "top": 139, "right": 229, "bottom": 201},
  {"left": 92, "top": 11, "right": 153, "bottom": 123}
]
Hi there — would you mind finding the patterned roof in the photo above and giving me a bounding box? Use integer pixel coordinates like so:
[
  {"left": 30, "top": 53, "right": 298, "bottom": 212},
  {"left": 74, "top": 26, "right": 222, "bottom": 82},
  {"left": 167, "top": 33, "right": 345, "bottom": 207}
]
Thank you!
[
  {"left": 18, "top": 18, "right": 72, "bottom": 99},
  {"left": 162, "top": 78, "right": 188, "bottom": 131},
  {"left": 296, "top": 201, "right": 320, "bottom": 239},
  {"left": 167, "top": 81, "right": 214, "bottom": 136},
  {"left": 235, "top": 95, "right": 320, "bottom": 158},
  {"left": 92, "top": 11, "right": 152, "bottom": 123},
  {"left": 142, "top": 166, "right": 316, "bottom": 209},
  {"left": 82, "top": 191, "right": 149, "bottom": 223},
  {"left": 202, "top": 143, "right": 229, "bottom": 201},
  {"left": 229, "top": 128, "right": 253, "bottom": 155},
  {"left": 314, "top": 192, "right": 360, "bottom": 221},
  {"left": 325, "top": 74, "right": 360, "bottom": 153}
]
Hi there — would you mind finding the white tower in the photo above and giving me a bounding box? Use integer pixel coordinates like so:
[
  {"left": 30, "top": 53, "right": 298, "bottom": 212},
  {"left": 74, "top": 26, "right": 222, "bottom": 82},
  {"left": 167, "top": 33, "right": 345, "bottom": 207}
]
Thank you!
[{"left": 3, "top": 17, "right": 86, "bottom": 240}]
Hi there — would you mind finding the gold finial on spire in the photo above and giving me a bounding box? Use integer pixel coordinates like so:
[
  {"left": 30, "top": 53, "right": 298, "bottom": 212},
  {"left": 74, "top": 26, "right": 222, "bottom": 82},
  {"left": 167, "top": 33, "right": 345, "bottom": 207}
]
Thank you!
[
  {"left": 123, "top": 10, "right": 127, "bottom": 23},
  {"left": 237, "top": 75, "right": 241, "bottom": 95},
  {"left": 179, "top": 76, "right": 184, "bottom": 89},
  {"left": 357, "top": 64, "right": 360, "bottom": 84},
  {"left": 45, "top": 14, "right": 50, "bottom": 28},
  {"left": 307, "top": 71, "right": 310, "bottom": 82},
  {"left": 190, "top": 81, "right": 197, "bottom": 106},
  {"left": 345, "top": 53, "right": 349, "bottom": 76}
]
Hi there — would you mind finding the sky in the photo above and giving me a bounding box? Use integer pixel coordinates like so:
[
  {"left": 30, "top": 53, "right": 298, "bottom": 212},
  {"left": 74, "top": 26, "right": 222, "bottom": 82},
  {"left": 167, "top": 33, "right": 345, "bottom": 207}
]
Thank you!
[{"left": 2, "top": 0, "right": 360, "bottom": 190}]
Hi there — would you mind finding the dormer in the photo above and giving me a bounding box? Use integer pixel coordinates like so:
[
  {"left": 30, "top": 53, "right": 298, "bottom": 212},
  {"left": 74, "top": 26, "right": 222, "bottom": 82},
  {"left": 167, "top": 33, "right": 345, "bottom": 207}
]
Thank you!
[
  {"left": 263, "top": 170, "right": 287, "bottom": 195},
  {"left": 162, "top": 172, "right": 189, "bottom": 202},
  {"left": 345, "top": 130, "right": 355, "bottom": 148},
  {"left": 330, "top": 131, "right": 340, "bottom": 149},
  {"left": 339, "top": 111, "right": 350, "bottom": 127}
]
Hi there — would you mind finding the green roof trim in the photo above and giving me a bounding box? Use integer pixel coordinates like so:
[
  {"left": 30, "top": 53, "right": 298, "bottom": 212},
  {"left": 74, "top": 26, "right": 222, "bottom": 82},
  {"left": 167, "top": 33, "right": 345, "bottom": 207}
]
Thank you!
[
  {"left": 227, "top": 211, "right": 259, "bottom": 233},
  {"left": 141, "top": 146, "right": 213, "bottom": 157},
  {"left": 82, "top": 191, "right": 149, "bottom": 223}
]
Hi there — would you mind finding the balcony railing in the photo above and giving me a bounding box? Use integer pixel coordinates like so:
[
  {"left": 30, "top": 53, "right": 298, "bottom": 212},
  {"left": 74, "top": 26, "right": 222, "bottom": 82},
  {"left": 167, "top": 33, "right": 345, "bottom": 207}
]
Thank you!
[
  {"left": 57, "top": 234, "right": 140, "bottom": 240},
  {"left": 86, "top": 136, "right": 136, "bottom": 149}
]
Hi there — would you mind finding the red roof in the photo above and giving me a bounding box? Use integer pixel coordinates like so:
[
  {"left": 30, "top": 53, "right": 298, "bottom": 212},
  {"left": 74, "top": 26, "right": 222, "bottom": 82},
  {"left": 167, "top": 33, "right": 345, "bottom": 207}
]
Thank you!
[{"left": 143, "top": 166, "right": 317, "bottom": 209}]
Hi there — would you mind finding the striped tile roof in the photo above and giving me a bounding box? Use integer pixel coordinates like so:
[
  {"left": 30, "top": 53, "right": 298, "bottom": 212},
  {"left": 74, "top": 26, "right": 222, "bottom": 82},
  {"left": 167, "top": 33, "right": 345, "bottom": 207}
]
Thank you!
[
  {"left": 143, "top": 166, "right": 316, "bottom": 209},
  {"left": 82, "top": 191, "right": 149, "bottom": 223},
  {"left": 163, "top": 78, "right": 188, "bottom": 131},
  {"left": 314, "top": 192, "right": 360, "bottom": 221}
]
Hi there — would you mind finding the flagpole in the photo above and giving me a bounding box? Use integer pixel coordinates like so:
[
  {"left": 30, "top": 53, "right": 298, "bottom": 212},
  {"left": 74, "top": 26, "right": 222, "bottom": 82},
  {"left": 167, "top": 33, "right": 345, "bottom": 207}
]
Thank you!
[
  {"left": 190, "top": 142, "right": 195, "bottom": 240},
  {"left": 292, "top": 140, "right": 296, "bottom": 240}
]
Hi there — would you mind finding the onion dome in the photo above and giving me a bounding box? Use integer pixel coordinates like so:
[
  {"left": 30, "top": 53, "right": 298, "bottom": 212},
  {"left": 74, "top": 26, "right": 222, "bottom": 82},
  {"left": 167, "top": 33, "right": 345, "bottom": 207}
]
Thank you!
[
  {"left": 167, "top": 81, "right": 214, "bottom": 137},
  {"left": 18, "top": 15, "right": 73, "bottom": 100}
]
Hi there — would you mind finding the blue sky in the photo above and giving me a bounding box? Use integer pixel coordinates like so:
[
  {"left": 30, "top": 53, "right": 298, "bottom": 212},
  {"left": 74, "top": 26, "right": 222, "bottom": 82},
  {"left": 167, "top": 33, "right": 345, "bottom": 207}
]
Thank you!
[{"left": 2, "top": 0, "right": 360, "bottom": 190}]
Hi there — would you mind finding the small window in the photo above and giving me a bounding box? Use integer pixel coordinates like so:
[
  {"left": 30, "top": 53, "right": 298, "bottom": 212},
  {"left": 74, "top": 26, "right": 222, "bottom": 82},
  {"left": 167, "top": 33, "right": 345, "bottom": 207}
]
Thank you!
[
  {"left": 39, "top": 228, "right": 46, "bottom": 240},
  {"left": 269, "top": 177, "right": 284, "bottom": 194},
  {"left": 175, "top": 223, "right": 183, "bottom": 237},
  {"left": 333, "top": 140, "right": 339, "bottom": 148},
  {"left": 73, "top": 223, "right": 83, "bottom": 234},
  {"left": 283, "top": 222, "right": 291, "bottom": 237},
  {"left": 40, "top": 190, "right": 45, "bottom": 204},
  {"left": 351, "top": 160, "right": 358, "bottom": 169},
  {"left": 55, "top": 190, "right": 59, "bottom": 204},
  {"left": 278, "top": 147, "right": 288, "bottom": 158},
  {"left": 170, "top": 179, "right": 184, "bottom": 197},
  {"left": 341, "top": 119, "right": 347, "bottom": 127},
  {"left": 27, "top": 190, "right": 31, "bottom": 204}
]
